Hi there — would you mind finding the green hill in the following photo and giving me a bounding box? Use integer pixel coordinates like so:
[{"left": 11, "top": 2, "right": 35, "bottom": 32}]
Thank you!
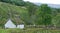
[
  {"left": 0, "top": 1, "right": 60, "bottom": 28},
  {"left": 0, "top": 2, "right": 28, "bottom": 27}
]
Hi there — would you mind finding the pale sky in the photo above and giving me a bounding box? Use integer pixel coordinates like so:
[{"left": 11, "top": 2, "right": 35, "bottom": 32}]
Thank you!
[{"left": 23, "top": 0, "right": 60, "bottom": 4}]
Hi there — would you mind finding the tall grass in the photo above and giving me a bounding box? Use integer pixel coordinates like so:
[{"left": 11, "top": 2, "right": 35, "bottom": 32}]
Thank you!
[{"left": 0, "top": 28, "right": 60, "bottom": 33}]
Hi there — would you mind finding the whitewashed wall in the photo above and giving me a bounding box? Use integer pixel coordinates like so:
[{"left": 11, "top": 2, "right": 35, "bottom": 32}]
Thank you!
[{"left": 17, "top": 24, "right": 24, "bottom": 29}]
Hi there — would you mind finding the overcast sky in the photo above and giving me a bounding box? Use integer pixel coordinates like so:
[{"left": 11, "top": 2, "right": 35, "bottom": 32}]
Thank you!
[{"left": 23, "top": 0, "right": 60, "bottom": 4}]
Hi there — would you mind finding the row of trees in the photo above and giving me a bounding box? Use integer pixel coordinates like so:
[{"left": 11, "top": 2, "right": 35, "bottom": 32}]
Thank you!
[
  {"left": 0, "top": 0, "right": 36, "bottom": 6},
  {"left": 26, "top": 4, "right": 52, "bottom": 26},
  {"left": 0, "top": 0, "right": 25, "bottom": 6},
  {"left": 26, "top": 3, "right": 60, "bottom": 27}
]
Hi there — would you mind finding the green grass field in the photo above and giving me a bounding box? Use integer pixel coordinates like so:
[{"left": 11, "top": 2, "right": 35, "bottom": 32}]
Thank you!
[{"left": 0, "top": 28, "right": 60, "bottom": 33}]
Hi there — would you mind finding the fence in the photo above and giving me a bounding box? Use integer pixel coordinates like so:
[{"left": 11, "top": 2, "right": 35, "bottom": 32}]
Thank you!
[{"left": 25, "top": 25, "right": 60, "bottom": 30}]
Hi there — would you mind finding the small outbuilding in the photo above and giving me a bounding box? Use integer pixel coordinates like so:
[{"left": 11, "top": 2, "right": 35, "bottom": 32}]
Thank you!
[{"left": 17, "top": 24, "right": 24, "bottom": 29}]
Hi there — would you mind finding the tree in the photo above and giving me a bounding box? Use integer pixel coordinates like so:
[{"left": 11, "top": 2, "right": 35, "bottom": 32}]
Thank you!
[{"left": 36, "top": 4, "right": 52, "bottom": 26}]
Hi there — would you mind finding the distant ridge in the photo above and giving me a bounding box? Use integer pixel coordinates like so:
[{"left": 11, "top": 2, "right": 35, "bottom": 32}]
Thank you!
[{"left": 34, "top": 3, "right": 60, "bottom": 8}]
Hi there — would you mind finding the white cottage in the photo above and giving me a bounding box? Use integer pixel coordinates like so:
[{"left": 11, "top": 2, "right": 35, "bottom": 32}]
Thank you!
[{"left": 5, "top": 19, "right": 16, "bottom": 28}]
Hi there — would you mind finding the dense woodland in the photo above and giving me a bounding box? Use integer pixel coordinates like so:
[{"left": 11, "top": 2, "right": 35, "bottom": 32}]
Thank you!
[{"left": 0, "top": 0, "right": 60, "bottom": 28}]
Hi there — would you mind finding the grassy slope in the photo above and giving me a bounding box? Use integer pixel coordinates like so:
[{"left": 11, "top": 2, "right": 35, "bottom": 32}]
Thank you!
[
  {"left": 0, "top": 2, "right": 27, "bottom": 13},
  {"left": 0, "top": 2, "right": 28, "bottom": 25},
  {"left": 0, "top": 2, "right": 28, "bottom": 17}
]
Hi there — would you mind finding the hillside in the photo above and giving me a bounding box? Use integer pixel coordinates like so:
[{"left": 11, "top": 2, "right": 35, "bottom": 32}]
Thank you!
[
  {"left": 0, "top": 0, "right": 60, "bottom": 33},
  {"left": 0, "top": 1, "right": 60, "bottom": 28},
  {"left": 0, "top": 2, "right": 28, "bottom": 26}
]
